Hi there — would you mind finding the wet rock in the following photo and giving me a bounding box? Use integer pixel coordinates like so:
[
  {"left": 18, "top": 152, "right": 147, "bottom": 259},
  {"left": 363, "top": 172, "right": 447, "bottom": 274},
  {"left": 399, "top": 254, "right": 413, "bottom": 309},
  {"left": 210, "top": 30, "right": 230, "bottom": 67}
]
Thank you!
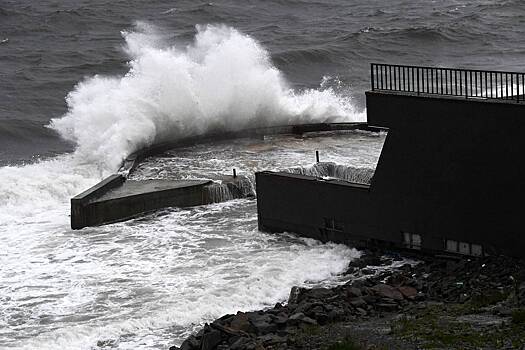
[
  {"left": 346, "top": 287, "right": 362, "bottom": 298},
  {"left": 356, "top": 307, "right": 367, "bottom": 316},
  {"left": 372, "top": 283, "right": 404, "bottom": 301},
  {"left": 309, "top": 287, "right": 333, "bottom": 297},
  {"left": 349, "top": 297, "right": 367, "bottom": 308},
  {"left": 248, "top": 313, "right": 276, "bottom": 335},
  {"left": 327, "top": 308, "right": 345, "bottom": 322},
  {"left": 288, "top": 312, "right": 318, "bottom": 326},
  {"left": 201, "top": 329, "right": 222, "bottom": 350},
  {"left": 398, "top": 286, "right": 418, "bottom": 299},
  {"left": 271, "top": 312, "right": 289, "bottom": 326},
  {"left": 178, "top": 335, "right": 200, "bottom": 350},
  {"left": 230, "top": 337, "right": 251, "bottom": 350},
  {"left": 288, "top": 286, "right": 302, "bottom": 304},
  {"left": 258, "top": 333, "right": 286, "bottom": 345},
  {"left": 376, "top": 303, "right": 399, "bottom": 312},
  {"left": 230, "top": 312, "right": 252, "bottom": 333}
]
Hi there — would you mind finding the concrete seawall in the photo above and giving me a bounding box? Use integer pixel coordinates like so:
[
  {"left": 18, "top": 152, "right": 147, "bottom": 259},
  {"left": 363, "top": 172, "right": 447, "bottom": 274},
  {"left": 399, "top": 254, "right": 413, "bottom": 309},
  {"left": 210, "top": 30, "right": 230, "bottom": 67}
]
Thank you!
[{"left": 71, "top": 122, "right": 373, "bottom": 229}]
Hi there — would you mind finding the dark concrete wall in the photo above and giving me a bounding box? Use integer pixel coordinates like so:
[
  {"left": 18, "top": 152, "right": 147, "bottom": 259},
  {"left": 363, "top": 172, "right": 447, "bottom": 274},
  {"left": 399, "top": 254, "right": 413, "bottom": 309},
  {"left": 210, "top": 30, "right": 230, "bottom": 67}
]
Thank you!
[
  {"left": 257, "top": 92, "right": 525, "bottom": 258},
  {"left": 73, "top": 181, "right": 211, "bottom": 228},
  {"left": 71, "top": 174, "right": 125, "bottom": 229}
]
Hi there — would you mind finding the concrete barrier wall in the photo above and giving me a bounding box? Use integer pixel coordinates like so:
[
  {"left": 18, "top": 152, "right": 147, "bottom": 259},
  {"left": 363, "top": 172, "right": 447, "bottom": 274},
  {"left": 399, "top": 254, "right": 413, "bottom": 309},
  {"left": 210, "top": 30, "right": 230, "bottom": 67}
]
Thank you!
[
  {"left": 73, "top": 122, "right": 374, "bottom": 229},
  {"left": 72, "top": 181, "right": 212, "bottom": 228},
  {"left": 71, "top": 174, "right": 125, "bottom": 229}
]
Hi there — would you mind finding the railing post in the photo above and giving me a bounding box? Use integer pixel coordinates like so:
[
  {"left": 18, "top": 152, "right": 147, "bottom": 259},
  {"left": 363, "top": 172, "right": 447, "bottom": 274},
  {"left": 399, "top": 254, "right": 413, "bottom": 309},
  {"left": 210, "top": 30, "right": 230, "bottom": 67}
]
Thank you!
[
  {"left": 371, "top": 64, "right": 374, "bottom": 90},
  {"left": 416, "top": 68, "right": 420, "bottom": 95},
  {"left": 464, "top": 70, "right": 468, "bottom": 98},
  {"left": 517, "top": 74, "right": 520, "bottom": 103}
]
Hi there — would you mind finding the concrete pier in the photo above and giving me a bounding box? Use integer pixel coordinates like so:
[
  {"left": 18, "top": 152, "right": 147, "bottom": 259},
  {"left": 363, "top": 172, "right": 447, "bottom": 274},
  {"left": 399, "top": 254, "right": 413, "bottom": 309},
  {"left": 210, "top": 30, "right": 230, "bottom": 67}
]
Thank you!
[{"left": 71, "top": 179, "right": 212, "bottom": 229}]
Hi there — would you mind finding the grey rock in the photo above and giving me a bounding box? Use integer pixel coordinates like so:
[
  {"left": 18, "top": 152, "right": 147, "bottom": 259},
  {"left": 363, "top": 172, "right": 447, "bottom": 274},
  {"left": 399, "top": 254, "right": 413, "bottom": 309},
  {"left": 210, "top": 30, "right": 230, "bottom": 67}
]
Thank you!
[
  {"left": 201, "top": 330, "right": 222, "bottom": 350},
  {"left": 376, "top": 303, "right": 399, "bottom": 312},
  {"left": 179, "top": 335, "right": 200, "bottom": 350},
  {"left": 257, "top": 333, "right": 286, "bottom": 345},
  {"left": 288, "top": 286, "right": 302, "bottom": 304},
  {"left": 271, "top": 313, "right": 288, "bottom": 325},
  {"left": 230, "top": 312, "right": 252, "bottom": 333},
  {"left": 346, "top": 287, "right": 362, "bottom": 298},
  {"left": 349, "top": 297, "right": 367, "bottom": 307},
  {"left": 371, "top": 283, "right": 404, "bottom": 301},
  {"left": 356, "top": 307, "right": 367, "bottom": 316},
  {"left": 230, "top": 337, "right": 251, "bottom": 350},
  {"left": 288, "top": 312, "right": 318, "bottom": 325}
]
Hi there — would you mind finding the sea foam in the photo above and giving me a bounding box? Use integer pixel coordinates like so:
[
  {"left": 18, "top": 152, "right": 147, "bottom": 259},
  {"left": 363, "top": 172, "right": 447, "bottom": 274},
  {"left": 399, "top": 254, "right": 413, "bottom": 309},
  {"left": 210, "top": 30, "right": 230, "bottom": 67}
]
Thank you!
[{"left": 50, "top": 23, "right": 364, "bottom": 172}]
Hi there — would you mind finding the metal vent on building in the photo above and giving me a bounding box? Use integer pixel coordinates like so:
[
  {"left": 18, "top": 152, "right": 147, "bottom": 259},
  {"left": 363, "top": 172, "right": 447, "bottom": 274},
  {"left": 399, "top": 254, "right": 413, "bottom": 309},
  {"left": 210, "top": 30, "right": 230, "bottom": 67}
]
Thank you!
[
  {"left": 403, "top": 232, "right": 421, "bottom": 250},
  {"left": 445, "top": 239, "right": 483, "bottom": 257}
]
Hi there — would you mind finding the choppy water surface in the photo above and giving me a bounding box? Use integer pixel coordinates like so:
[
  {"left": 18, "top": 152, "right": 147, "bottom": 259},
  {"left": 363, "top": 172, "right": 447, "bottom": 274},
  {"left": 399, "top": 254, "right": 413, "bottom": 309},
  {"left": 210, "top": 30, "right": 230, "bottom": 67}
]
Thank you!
[{"left": 0, "top": 132, "right": 384, "bottom": 350}]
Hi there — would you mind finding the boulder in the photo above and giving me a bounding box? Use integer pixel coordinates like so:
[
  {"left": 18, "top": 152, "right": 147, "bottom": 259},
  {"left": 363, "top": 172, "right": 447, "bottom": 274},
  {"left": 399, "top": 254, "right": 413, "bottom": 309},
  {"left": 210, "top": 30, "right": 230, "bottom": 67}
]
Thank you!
[
  {"left": 201, "top": 330, "right": 222, "bottom": 350},
  {"left": 288, "top": 286, "right": 303, "bottom": 304},
  {"left": 398, "top": 286, "right": 418, "bottom": 299},
  {"left": 288, "top": 312, "right": 317, "bottom": 326},
  {"left": 372, "top": 283, "right": 404, "bottom": 301},
  {"left": 349, "top": 297, "right": 367, "bottom": 307},
  {"left": 230, "top": 312, "right": 252, "bottom": 333},
  {"left": 346, "top": 287, "right": 362, "bottom": 298},
  {"left": 178, "top": 335, "right": 200, "bottom": 350}
]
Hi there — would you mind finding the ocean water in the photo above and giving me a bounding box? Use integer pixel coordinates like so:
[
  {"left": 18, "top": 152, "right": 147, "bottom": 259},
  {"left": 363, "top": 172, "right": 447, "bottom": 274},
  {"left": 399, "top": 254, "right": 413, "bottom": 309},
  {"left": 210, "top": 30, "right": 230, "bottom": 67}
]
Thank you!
[{"left": 1, "top": 0, "right": 524, "bottom": 348}]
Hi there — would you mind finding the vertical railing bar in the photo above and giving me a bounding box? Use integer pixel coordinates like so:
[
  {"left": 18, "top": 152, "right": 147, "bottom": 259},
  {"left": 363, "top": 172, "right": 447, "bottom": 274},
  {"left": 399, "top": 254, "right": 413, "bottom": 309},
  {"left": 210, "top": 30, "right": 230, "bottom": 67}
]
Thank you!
[
  {"left": 394, "top": 65, "right": 397, "bottom": 90},
  {"left": 422, "top": 68, "right": 424, "bottom": 93},
  {"left": 474, "top": 72, "right": 478, "bottom": 97},
  {"left": 376, "top": 65, "right": 380, "bottom": 87},
  {"left": 501, "top": 72, "right": 504, "bottom": 98},
  {"left": 454, "top": 69, "right": 458, "bottom": 96},
  {"left": 506, "top": 73, "right": 509, "bottom": 99},
  {"left": 379, "top": 65, "right": 384, "bottom": 90},
  {"left": 445, "top": 69, "right": 449, "bottom": 95},
  {"left": 371, "top": 64, "right": 374, "bottom": 90},
  {"left": 510, "top": 73, "right": 514, "bottom": 99},
  {"left": 403, "top": 66, "right": 406, "bottom": 91},
  {"left": 442, "top": 69, "right": 444, "bottom": 95},
  {"left": 411, "top": 67, "right": 414, "bottom": 92},
  {"left": 484, "top": 71, "right": 487, "bottom": 97},
  {"left": 417, "top": 67, "right": 420, "bottom": 95},
  {"left": 464, "top": 70, "right": 467, "bottom": 98},
  {"left": 470, "top": 71, "right": 473, "bottom": 98},
  {"left": 388, "top": 66, "right": 392, "bottom": 90},
  {"left": 491, "top": 72, "right": 493, "bottom": 98},
  {"left": 431, "top": 68, "right": 434, "bottom": 94}
]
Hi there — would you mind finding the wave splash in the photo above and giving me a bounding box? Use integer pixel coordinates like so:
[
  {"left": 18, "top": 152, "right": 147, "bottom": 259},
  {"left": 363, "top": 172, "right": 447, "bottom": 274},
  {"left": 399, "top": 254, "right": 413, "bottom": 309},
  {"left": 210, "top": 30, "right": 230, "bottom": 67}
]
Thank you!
[{"left": 50, "top": 23, "right": 364, "bottom": 172}]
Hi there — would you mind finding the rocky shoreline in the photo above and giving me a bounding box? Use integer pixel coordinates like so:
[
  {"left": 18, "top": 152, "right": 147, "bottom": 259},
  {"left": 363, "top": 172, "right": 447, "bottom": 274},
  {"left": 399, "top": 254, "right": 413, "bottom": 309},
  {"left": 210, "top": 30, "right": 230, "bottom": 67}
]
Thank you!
[{"left": 170, "top": 250, "right": 525, "bottom": 350}]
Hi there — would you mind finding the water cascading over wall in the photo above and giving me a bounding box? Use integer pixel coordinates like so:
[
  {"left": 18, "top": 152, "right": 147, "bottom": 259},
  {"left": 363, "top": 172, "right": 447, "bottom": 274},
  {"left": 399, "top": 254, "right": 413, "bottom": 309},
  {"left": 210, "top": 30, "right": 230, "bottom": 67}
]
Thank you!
[{"left": 285, "top": 162, "right": 375, "bottom": 185}]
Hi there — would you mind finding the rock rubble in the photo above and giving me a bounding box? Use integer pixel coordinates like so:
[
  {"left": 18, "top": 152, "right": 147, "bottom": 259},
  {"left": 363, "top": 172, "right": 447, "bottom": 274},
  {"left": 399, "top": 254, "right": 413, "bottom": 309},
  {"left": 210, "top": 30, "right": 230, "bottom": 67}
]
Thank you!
[{"left": 170, "top": 250, "right": 525, "bottom": 350}]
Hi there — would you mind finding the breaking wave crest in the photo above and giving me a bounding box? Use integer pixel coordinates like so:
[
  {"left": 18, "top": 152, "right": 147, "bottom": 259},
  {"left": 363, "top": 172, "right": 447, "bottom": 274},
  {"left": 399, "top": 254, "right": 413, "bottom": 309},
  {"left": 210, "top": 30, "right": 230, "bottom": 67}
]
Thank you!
[{"left": 50, "top": 22, "right": 364, "bottom": 172}]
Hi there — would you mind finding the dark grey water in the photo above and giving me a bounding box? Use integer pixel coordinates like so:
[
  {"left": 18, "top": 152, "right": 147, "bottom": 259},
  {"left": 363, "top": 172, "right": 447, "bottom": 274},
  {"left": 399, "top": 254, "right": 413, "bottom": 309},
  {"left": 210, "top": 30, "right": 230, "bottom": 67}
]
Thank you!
[{"left": 1, "top": 0, "right": 524, "bottom": 164}]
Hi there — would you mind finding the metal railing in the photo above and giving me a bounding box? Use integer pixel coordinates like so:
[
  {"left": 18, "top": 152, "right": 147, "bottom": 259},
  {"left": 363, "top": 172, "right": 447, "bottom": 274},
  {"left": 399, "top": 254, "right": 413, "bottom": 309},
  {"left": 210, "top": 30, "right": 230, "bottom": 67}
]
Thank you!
[{"left": 371, "top": 63, "right": 525, "bottom": 103}]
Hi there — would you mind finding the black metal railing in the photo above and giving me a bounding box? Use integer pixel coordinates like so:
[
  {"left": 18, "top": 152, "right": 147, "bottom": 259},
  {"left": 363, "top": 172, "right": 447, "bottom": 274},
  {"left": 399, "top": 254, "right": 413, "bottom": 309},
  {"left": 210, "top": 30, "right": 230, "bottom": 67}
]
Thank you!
[{"left": 371, "top": 63, "right": 525, "bottom": 103}]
